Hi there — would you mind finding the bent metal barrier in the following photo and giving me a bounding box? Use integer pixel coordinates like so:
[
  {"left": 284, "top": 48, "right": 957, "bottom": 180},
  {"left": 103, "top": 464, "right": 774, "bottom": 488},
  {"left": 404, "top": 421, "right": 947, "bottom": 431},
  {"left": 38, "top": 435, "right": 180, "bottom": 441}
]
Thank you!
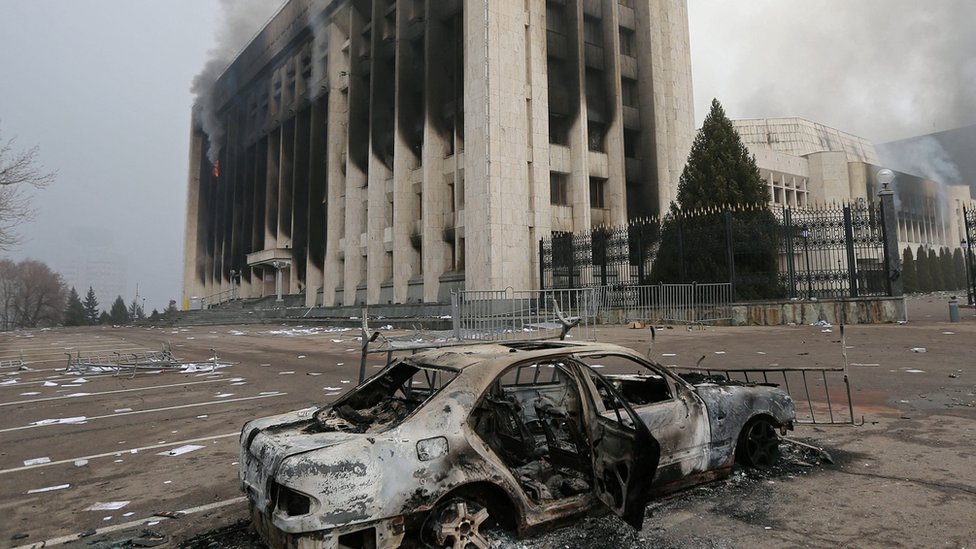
[{"left": 667, "top": 364, "right": 859, "bottom": 425}]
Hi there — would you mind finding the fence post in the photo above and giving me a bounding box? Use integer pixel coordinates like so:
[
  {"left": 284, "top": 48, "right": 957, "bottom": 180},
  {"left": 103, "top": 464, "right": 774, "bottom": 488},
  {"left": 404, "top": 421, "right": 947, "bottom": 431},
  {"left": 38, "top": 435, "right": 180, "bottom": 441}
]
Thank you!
[
  {"left": 724, "top": 209, "right": 736, "bottom": 299},
  {"left": 878, "top": 186, "right": 903, "bottom": 297},
  {"left": 784, "top": 208, "right": 797, "bottom": 298},
  {"left": 677, "top": 214, "right": 687, "bottom": 282},
  {"left": 539, "top": 239, "right": 545, "bottom": 291},
  {"left": 843, "top": 206, "right": 859, "bottom": 298},
  {"left": 636, "top": 225, "right": 645, "bottom": 285}
]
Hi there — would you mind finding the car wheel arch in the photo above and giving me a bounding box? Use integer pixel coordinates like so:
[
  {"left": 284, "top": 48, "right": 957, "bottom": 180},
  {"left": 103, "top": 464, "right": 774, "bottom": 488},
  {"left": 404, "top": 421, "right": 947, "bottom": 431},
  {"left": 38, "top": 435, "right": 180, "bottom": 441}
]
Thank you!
[
  {"left": 430, "top": 481, "right": 521, "bottom": 532},
  {"left": 734, "top": 413, "right": 783, "bottom": 468}
]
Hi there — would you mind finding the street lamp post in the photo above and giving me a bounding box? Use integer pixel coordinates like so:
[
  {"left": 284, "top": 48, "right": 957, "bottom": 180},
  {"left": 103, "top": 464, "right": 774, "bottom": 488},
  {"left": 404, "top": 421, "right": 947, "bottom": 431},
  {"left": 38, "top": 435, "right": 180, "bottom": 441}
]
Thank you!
[{"left": 802, "top": 225, "right": 812, "bottom": 299}]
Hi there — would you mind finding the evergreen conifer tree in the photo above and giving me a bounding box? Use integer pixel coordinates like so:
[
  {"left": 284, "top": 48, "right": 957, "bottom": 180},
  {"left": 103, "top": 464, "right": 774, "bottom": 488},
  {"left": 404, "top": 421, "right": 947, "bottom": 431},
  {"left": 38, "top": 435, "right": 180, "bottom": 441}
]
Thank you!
[
  {"left": 916, "top": 246, "right": 932, "bottom": 292},
  {"left": 82, "top": 286, "right": 99, "bottom": 325},
  {"left": 902, "top": 247, "right": 917, "bottom": 293},
  {"left": 953, "top": 248, "right": 967, "bottom": 291},
  {"left": 650, "top": 99, "right": 781, "bottom": 299},
  {"left": 98, "top": 311, "right": 111, "bottom": 324},
  {"left": 109, "top": 296, "right": 129, "bottom": 324},
  {"left": 928, "top": 248, "right": 943, "bottom": 290},
  {"left": 63, "top": 287, "right": 86, "bottom": 326},
  {"left": 939, "top": 247, "right": 955, "bottom": 289}
]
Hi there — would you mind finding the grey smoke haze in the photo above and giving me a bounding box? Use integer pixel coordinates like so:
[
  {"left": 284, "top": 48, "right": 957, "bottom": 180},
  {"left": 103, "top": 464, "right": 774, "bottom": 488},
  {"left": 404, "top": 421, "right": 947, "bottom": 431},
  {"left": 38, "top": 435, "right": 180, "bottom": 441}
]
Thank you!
[
  {"left": 877, "top": 137, "right": 961, "bottom": 185},
  {"left": 192, "top": 0, "right": 285, "bottom": 163},
  {"left": 688, "top": 0, "right": 976, "bottom": 143}
]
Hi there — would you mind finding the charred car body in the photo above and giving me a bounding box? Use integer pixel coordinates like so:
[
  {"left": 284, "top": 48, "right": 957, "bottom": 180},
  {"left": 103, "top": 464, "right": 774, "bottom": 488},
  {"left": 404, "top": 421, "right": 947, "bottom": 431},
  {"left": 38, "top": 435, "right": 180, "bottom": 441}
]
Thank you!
[{"left": 240, "top": 341, "right": 795, "bottom": 548}]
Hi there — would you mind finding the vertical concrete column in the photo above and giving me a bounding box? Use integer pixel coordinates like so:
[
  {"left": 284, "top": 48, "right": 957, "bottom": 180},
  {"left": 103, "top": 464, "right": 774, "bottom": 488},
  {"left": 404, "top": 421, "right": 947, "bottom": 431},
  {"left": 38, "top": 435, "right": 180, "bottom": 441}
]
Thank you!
[
  {"left": 420, "top": 3, "right": 451, "bottom": 303},
  {"left": 525, "top": 0, "right": 554, "bottom": 288},
  {"left": 343, "top": 7, "right": 369, "bottom": 305},
  {"left": 637, "top": 0, "right": 694, "bottom": 216},
  {"left": 464, "top": 0, "right": 533, "bottom": 291},
  {"left": 568, "top": 0, "right": 592, "bottom": 233},
  {"left": 182, "top": 123, "right": 207, "bottom": 307},
  {"left": 323, "top": 21, "right": 350, "bottom": 307},
  {"left": 391, "top": 2, "right": 422, "bottom": 304},
  {"left": 601, "top": 0, "right": 627, "bottom": 227},
  {"left": 305, "top": 99, "right": 326, "bottom": 307},
  {"left": 265, "top": 130, "right": 281, "bottom": 251},
  {"left": 366, "top": 0, "right": 395, "bottom": 304},
  {"left": 279, "top": 119, "right": 296, "bottom": 296}
]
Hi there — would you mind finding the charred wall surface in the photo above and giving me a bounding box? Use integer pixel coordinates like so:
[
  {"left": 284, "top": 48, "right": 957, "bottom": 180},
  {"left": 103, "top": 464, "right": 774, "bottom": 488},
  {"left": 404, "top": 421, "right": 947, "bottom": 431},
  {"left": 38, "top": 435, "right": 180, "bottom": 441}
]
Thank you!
[{"left": 183, "top": 0, "right": 694, "bottom": 307}]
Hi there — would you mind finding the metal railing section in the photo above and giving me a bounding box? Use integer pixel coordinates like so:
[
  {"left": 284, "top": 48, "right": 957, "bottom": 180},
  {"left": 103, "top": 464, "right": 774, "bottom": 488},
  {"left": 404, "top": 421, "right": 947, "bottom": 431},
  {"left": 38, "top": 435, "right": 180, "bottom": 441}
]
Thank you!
[
  {"left": 602, "top": 283, "right": 732, "bottom": 325},
  {"left": 451, "top": 287, "right": 600, "bottom": 342},
  {"left": 669, "top": 365, "right": 859, "bottom": 425}
]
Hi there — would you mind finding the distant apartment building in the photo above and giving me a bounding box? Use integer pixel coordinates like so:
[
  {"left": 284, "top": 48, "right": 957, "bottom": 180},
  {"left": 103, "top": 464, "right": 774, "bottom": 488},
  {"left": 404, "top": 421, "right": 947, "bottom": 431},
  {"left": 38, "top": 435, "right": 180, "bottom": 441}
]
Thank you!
[
  {"left": 733, "top": 117, "right": 973, "bottom": 252},
  {"left": 183, "top": 0, "right": 695, "bottom": 307}
]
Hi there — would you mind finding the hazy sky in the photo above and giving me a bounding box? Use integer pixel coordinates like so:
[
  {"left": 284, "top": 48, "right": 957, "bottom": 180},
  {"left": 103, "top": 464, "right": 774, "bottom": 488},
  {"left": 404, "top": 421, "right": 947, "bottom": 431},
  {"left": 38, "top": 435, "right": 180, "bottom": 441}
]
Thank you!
[{"left": 0, "top": 1, "right": 973, "bottom": 311}]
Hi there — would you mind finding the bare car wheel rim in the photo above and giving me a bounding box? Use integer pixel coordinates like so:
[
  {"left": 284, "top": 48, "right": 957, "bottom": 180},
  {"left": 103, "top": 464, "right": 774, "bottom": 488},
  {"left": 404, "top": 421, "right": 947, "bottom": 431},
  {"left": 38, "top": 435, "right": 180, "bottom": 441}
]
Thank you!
[
  {"left": 433, "top": 499, "right": 491, "bottom": 549},
  {"left": 744, "top": 419, "right": 780, "bottom": 467}
]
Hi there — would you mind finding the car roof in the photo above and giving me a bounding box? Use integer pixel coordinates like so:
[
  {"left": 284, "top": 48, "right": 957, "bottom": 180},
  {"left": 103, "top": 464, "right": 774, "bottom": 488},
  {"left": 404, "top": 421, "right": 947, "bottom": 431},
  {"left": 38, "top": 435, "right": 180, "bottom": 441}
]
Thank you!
[{"left": 402, "top": 340, "right": 638, "bottom": 372}]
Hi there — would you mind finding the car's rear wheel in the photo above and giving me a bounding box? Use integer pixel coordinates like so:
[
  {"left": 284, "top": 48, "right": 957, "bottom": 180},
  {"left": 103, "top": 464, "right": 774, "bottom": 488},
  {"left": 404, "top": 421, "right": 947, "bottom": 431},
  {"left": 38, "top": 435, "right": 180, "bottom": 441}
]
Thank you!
[
  {"left": 428, "top": 498, "right": 491, "bottom": 549},
  {"left": 736, "top": 417, "right": 780, "bottom": 468}
]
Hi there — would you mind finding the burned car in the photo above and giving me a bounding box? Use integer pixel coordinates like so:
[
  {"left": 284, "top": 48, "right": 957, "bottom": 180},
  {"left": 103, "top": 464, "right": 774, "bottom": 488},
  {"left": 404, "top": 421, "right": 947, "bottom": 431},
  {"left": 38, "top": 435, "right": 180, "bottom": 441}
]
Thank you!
[{"left": 240, "top": 341, "right": 795, "bottom": 548}]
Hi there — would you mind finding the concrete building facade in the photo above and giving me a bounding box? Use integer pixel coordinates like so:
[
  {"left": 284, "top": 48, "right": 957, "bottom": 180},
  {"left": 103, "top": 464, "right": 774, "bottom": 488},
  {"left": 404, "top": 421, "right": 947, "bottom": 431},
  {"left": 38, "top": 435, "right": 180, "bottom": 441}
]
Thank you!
[
  {"left": 183, "top": 0, "right": 695, "bottom": 308},
  {"left": 733, "top": 117, "right": 973, "bottom": 254}
]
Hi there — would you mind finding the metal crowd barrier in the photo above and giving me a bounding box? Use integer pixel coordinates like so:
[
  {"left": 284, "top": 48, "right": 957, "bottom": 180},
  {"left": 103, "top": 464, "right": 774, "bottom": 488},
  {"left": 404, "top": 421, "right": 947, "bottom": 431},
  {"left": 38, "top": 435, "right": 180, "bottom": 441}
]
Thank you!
[
  {"left": 451, "top": 287, "right": 600, "bottom": 342},
  {"left": 602, "top": 283, "right": 733, "bottom": 325},
  {"left": 668, "top": 364, "right": 859, "bottom": 425}
]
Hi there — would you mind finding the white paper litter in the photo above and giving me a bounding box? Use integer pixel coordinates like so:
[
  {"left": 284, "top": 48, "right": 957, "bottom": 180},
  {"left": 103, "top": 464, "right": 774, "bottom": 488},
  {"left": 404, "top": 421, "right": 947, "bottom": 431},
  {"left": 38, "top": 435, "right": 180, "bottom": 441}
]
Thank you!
[
  {"left": 910, "top": 347, "right": 927, "bottom": 353},
  {"left": 812, "top": 320, "right": 832, "bottom": 327},
  {"left": 74, "top": 459, "right": 89, "bottom": 467},
  {"left": 23, "top": 457, "right": 51, "bottom": 466},
  {"left": 158, "top": 444, "right": 205, "bottom": 457},
  {"left": 326, "top": 392, "right": 341, "bottom": 396},
  {"left": 20, "top": 391, "right": 40, "bottom": 396},
  {"left": 662, "top": 353, "right": 677, "bottom": 357},
  {"left": 340, "top": 380, "right": 351, "bottom": 384},
  {"left": 27, "top": 484, "right": 69, "bottom": 494},
  {"left": 714, "top": 351, "right": 726, "bottom": 355},
  {"left": 905, "top": 369, "right": 926, "bottom": 373},
  {"left": 298, "top": 355, "right": 306, "bottom": 359},
  {"left": 336, "top": 362, "right": 344, "bottom": 366},
  {"left": 30, "top": 416, "right": 87, "bottom": 426},
  {"left": 43, "top": 381, "right": 58, "bottom": 387},
  {"left": 323, "top": 386, "right": 342, "bottom": 391},
  {"left": 114, "top": 408, "right": 133, "bottom": 413},
  {"left": 123, "top": 512, "right": 135, "bottom": 517},
  {"left": 214, "top": 393, "right": 234, "bottom": 398},
  {"left": 279, "top": 371, "right": 295, "bottom": 375},
  {"left": 86, "top": 501, "right": 130, "bottom": 511}
]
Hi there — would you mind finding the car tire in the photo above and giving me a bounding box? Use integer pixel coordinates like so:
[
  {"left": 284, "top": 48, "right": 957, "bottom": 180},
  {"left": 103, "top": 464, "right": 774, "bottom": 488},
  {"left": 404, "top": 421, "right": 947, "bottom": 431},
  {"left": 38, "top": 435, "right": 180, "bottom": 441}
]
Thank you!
[
  {"left": 427, "top": 497, "right": 493, "bottom": 549},
  {"left": 736, "top": 416, "right": 780, "bottom": 468}
]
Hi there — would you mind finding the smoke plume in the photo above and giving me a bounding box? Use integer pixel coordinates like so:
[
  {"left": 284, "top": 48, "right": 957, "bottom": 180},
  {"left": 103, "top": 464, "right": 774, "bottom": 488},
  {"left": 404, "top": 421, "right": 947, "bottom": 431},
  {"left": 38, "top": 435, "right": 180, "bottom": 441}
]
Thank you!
[
  {"left": 689, "top": 0, "right": 976, "bottom": 143},
  {"left": 192, "top": 0, "right": 285, "bottom": 164}
]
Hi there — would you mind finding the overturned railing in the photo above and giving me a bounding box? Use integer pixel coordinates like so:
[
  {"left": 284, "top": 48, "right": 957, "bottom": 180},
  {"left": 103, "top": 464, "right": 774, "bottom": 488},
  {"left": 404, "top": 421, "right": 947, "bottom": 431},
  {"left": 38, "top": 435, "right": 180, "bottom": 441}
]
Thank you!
[
  {"left": 65, "top": 345, "right": 230, "bottom": 376},
  {"left": 669, "top": 364, "right": 859, "bottom": 425}
]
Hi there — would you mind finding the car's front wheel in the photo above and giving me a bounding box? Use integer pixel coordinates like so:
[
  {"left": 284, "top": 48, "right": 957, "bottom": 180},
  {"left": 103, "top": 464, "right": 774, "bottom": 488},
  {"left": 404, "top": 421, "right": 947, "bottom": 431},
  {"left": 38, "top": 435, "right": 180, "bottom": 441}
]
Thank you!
[
  {"left": 427, "top": 498, "right": 492, "bottom": 549},
  {"left": 736, "top": 416, "right": 781, "bottom": 468}
]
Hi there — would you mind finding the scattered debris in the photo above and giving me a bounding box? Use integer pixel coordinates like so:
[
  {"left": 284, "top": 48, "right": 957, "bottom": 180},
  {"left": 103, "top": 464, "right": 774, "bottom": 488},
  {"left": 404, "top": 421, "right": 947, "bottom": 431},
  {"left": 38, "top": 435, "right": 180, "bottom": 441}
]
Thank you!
[
  {"left": 158, "top": 445, "right": 204, "bottom": 457},
  {"left": 27, "top": 483, "right": 70, "bottom": 494},
  {"left": 86, "top": 501, "right": 130, "bottom": 511},
  {"left": 23, "top": 456, "right": 51, "bottom": 466},
  {"left": 910, "top": 347, "right": 927, "bottom": 353}
]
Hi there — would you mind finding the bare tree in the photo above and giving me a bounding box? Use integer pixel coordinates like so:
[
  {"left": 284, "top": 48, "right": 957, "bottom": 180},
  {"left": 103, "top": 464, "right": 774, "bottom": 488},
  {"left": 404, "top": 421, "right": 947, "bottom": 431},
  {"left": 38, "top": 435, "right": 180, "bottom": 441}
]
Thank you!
[
  {"left": 0, "top": 122, "right": 56, "bottom": 250},
  {"left": 0, "top": 259, "right": 65, "bottom": 329}
]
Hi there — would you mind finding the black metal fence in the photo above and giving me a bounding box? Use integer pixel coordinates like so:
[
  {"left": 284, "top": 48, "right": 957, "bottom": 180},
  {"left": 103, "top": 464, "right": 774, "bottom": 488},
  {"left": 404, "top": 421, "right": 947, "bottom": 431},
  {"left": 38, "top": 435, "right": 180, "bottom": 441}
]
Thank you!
[
  {"left": 540, "top": 201, "right": 892, "bottom": 302},
  {"left": 964, "top": 205, "right": 976, "bottom": 305}
]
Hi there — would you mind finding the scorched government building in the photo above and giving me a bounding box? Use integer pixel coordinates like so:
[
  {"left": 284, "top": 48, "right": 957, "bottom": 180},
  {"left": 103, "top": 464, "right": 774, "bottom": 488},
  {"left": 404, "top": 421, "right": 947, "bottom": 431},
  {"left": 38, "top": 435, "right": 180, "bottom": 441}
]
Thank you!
[{"left": 183, "top": 0, "right": 695, "bottom": 308}]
